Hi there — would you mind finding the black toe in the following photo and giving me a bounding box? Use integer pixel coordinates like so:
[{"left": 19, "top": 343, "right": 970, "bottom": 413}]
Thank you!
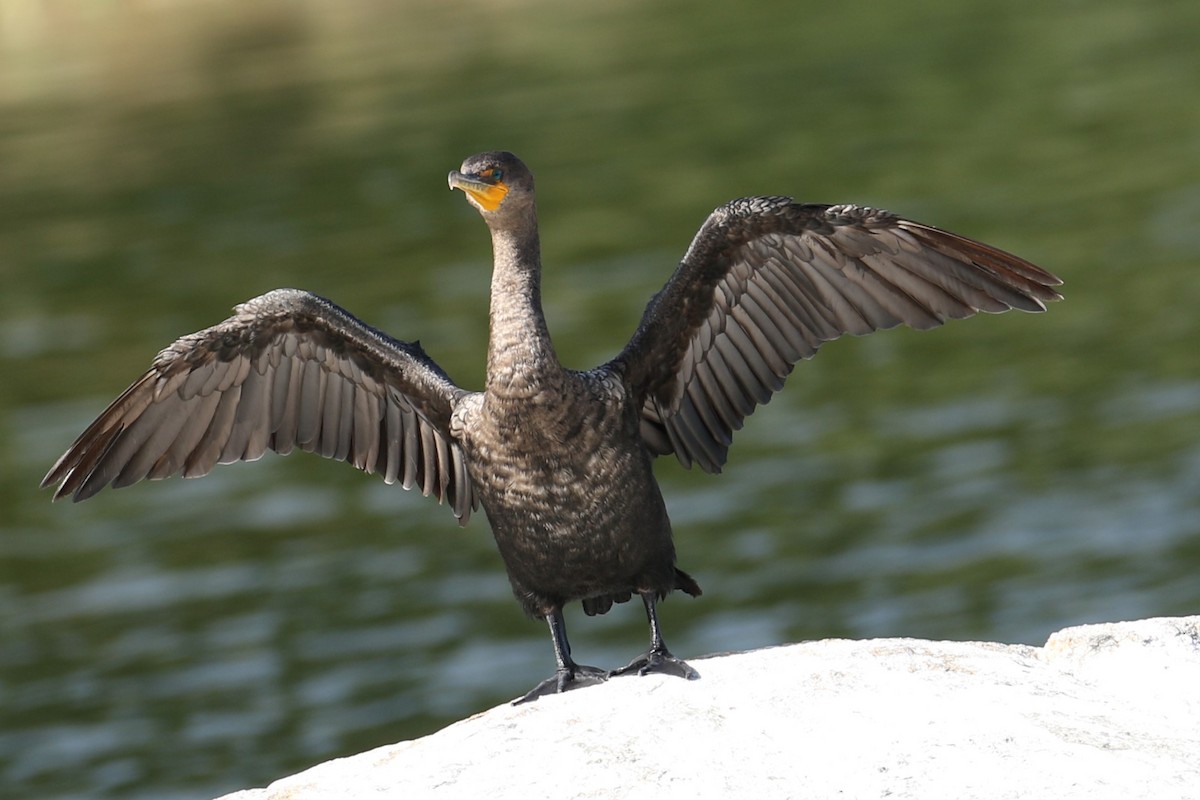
[
  {"left": 610, "top": 648, "right": 699, "bottom": 680},
  {"left": 513, "top": 664, "right": 608, "bottom": 704}
]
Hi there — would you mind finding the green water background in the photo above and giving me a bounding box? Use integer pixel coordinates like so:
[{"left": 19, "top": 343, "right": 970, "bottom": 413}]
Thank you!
[{"left": 2, "top": 1, "right": 1199, "bottom": 797}]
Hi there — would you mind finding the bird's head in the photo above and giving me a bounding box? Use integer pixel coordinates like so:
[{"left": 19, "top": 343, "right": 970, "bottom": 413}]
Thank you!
[{"left": 448, "top": 151, "right": 534, "bottom": 221}]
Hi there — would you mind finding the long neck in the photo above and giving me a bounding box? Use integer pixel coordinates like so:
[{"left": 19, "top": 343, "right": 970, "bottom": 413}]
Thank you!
[{"left": 486, "top": 214, "right": 560, "bottom": 389}]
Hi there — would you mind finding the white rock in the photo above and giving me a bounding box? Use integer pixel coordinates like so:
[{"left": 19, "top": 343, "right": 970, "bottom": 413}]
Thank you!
[{"left": 217, "top": 616, "right": 1200, "bottom": 800}]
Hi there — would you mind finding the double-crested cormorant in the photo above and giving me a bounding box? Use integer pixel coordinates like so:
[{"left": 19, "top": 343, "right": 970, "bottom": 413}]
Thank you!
[{"left": 43, "top": 151, "right": 1062, "bottom": 702}]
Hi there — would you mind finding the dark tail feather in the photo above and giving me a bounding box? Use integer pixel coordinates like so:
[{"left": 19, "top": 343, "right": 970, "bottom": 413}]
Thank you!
[{"left": 675, "top": 567, "right": 702, "bottom": 597}]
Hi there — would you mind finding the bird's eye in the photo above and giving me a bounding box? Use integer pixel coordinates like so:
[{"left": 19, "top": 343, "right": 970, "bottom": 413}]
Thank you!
[{"left": 489, "top": 168, "right": 504, "bottom": 182}]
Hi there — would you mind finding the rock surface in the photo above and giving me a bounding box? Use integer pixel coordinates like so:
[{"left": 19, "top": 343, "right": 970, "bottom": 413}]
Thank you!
[{"left": 218, "top": 617, "right": 1200, "bottom": 800}]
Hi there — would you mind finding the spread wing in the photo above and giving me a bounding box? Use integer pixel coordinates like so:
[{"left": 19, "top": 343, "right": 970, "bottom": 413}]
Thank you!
[
  {"left": 42, "top": 289, "right": 478, "bottom": 524},
  {"left": 612, "top": 198, "right": 1063, "bottom": 473}
]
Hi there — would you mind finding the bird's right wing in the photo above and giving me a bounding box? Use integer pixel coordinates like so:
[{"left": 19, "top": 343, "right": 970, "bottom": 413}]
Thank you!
[{"left": 42, "top": 289, "right": 478, "bottom": 524}]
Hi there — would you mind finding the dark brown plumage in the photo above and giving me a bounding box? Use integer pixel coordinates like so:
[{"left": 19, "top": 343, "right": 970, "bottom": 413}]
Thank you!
[{"left": 43, "top": 151, "right": 1062, "bottom": 702}]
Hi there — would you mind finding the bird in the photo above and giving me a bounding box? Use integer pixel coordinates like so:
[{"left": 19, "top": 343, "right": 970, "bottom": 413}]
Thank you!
[{"left": 42, "top": 150, "right": 1062, "bottom": 703}]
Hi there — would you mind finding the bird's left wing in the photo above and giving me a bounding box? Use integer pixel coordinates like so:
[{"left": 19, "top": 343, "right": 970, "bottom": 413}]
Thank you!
[
  {"left": 42, "top": 289, "right": 478, "bottom": 524},
  {"left": 610, "top": 197, "right": 1063, "bottom": 473}
]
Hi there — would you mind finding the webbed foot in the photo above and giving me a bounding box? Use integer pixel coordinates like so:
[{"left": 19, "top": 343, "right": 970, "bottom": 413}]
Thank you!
[
  {"left": 513, "top": 663, "right": 608, "bottom": 705},
  {"left": 610, "top": 647, "right": 699, "bottom": 680}
]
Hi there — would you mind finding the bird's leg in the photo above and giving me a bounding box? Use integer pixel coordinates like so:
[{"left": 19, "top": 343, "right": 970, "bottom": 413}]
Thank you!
[
  {"left": 513, "top": 607, "right": 608, "bottom": 704},
  {"left": 610, "top": 592, "right": 699, "bottom": 680}
]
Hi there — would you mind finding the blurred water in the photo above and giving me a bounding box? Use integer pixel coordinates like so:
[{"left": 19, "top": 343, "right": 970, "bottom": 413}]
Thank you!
[{"left": 3, "top": 1, "right": 1200, "bottom": 798}]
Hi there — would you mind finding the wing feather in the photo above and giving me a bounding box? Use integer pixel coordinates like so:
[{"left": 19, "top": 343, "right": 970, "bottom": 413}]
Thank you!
[
  {"left": 297, "top": 357, "right": 326, "bottom": 447},
  {"left": 351, "top": 384, "right": 378, "bottom": 472},
  {"left": 152, "top": 390, "right": 222, "bottom": 479},
  {"left": 42, "top": 289, "right": 476, "bottom": 524},
  {"left": 224, "top": 361, "right": 272, "bottom": 463},
  {"left": 377, "top": 395, "right": 398, "bottom": 485},
  {"left": 613, "top": 198, "right": 1062, "bottom": 473},
  {"left": 196, "top": 383, "right": 242, "bottom": 469},
  {"left": 318, "top": 371, "right": 344, "bottom": 459},
  {"left": 271, "top": 345, "right": 303, "bottom": 456},
  {"left": 105, "top": 401, "right": 184, "bottom": 490},
  {"left": 404, "top": 405, "right": 423, "bottom": 490}
]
